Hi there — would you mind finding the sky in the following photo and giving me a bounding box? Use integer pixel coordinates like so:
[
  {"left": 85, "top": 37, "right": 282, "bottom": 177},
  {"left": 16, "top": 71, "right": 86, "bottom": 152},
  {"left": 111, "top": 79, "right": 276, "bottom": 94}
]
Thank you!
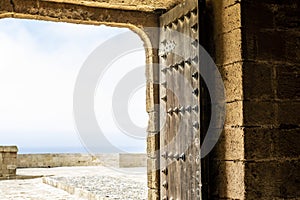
[{"left": 0, "top": 18, "right": 147, "bottom": 153}]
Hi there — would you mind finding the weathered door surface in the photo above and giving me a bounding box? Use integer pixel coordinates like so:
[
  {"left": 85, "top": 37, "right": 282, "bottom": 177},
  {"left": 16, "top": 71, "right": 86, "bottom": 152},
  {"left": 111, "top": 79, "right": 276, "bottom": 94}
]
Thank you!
[{"left": 159, "top": 0, "right": 201, "bottom": 199}]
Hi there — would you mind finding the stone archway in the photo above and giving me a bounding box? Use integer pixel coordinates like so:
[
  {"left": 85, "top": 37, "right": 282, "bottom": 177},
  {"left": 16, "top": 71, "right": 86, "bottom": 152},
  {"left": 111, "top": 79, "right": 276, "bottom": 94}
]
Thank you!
[{"left": 0, "top": 1, "right": 163, "bottom": 198}]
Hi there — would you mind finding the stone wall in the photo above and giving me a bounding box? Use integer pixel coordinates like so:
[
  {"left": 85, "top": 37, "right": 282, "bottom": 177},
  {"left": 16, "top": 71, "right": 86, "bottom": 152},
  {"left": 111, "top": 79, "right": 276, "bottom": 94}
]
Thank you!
[
  {"left": 204, "top": 0, "right": 300, "bottom": 199},
  {"left": 119, "top": 153, "right": 147, "bottom": 168},
  {"left": 0, "top": 146, "right": 18, "bottom": 178},
  {"left": 17, "top": 153, "right": 146, "bottom": 168},
  {"left": 202, "top": 0, "right": 245, "bottom": 199},
  {"left": 241, "top": 0, "right": 300, "bottom": 199}
]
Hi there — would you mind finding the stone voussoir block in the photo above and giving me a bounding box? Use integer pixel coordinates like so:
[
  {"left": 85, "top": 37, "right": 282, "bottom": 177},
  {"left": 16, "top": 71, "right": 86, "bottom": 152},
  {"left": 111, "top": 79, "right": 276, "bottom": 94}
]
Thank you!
[
  {"left": 221, "top": 62, "right": 243, "bottom": 102},
  {"left": 213, "top": 2, "right": 241, "bottom": 34},
  {"left": 147, "top": 158, "right": 160, "bottom": 189},
  {"left": 211, "top": 160, "right": 245, "bottom": 199},
  {"left": 214, "top": 28, "right": 242, "bottom": 66},
  {"left": 147, "top": 111, "right": 160, "bottom": 132},
  {"left": 225, "top": 101, "right": 243, "bottom": 126},
  {"left": 146, "top": 82, "right": 159, "bottom": 113},
  {"left": 148, "top": 188, "right": 160, "bottom": 200},
  {"left": 214, "top": 128, "right": 244, "bottom": 160},
  {"left": 147, "top": 133, "right": 160, "bottom": 158}
]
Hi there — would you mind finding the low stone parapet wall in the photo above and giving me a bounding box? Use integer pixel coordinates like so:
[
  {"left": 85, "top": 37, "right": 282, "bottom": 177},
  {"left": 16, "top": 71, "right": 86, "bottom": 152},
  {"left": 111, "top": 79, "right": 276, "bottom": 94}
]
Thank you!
[
  {"left": 119, "top": 153, "right": 147, "bottom": 168},
  {"left": 17, "top": 153, "right": 146, "bottom": 168},
  {"left": 0, "top": 146, "right": 18, "bottom": 177}
]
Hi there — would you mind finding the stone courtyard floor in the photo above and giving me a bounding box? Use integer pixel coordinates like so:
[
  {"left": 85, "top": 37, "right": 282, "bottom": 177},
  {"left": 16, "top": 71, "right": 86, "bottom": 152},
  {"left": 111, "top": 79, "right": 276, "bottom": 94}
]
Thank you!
[{"left": 0, "top": 166, "right": 147, "bottom": 200}]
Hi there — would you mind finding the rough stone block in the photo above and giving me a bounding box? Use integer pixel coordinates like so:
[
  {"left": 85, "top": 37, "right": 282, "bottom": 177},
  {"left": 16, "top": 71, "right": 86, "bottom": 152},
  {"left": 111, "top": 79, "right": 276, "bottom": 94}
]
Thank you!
[
  {"left": 146, "top": 82, "right": 159, "bottom": 112},
  {"left": 243, "top": 62, "right": 274, "bottom": 100},
  {"left": 2, "top": 153, "right": 17, "bottom": 159},
  {"left": 244, "top": 128, "right": 272, "bottom": 160},
  {"left": 12, "top": 0, "right": 39, "bottom": 13},
  {"left": 245, "top": 160, "right": 300, "bottom": 199},
  {"left": 8, "top": 169, "right": 16, "bottom": 174},
  {"left": 243, "top": 101, "right": 276, "bottom": 126},
  {"left": 214, "top": 28, "right": 242, "bottom": 66},
  {"left": 274, "top": 3, "right": 300, "bottom": 29},
  {"left": 277, "top": 65, "right": 300, "bottom": 99},
  {"left": 147, "top": 111, "right": 159, "bottom": 132},
  {"left": 225, "top": 101, "right": 243, "bottom": 126},
  {"left": 147, "top": 133, "right": 160, "bottom": 158},
  {"left": 145, "top": 59, "right": 159, "bottom": 82},
  {"left": 1, "top": 168, "right": 9, "bottom": 174},
  {"left": 147, "top": 158, "right": 160, "bottom": 189},
  {"left": 257, "top": 31, "right": 285, "bottom": 61},
  {"left": 210, "top": 160, "right": 245, "bottom": 199},
  {"left": 211, "top": 0, "right": 241, "bottom": 12},
  {"left": 0, "top": 146, "right": 18, "bottom": 153},
  {"left": 148, "top": 188, "right": 160, "bottom": 200},
  {"left": 213, "top": 2, "right": 241, "bottom": 34},
  {"left": 242, "top": 1, "right": 274, "bottom": 29},
  {"left": 3, "top": 158, "right": 17, "bottom": 166},
  {"left": 278, "top": 101, "right": 300, "bottom": 126},
  {"left": 214, "top": 128, "right": 244, "bottom": 160},
  {"left": 0, "top": 146, "right": 18, "bottom": 177},
  {"left": 244, "top": 29, "right": 300, "bottom": 63},
  {"left": 0, "top": 0, "right": 13, "bottom": 13},
  {"left": 221, "top": 62, "right": 243, "bottom": 102},
  {"left": 284, "top": 30, "right": 300, "bottom": 63},
  {"left": 272, "top": 128, "right": 300, "bottom": 158}
]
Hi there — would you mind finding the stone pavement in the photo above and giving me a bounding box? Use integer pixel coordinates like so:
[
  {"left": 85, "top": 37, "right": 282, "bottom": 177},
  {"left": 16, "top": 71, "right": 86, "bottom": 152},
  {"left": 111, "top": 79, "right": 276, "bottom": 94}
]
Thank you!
[
  {"left": 0, "top": 177, "right": 86, "bottom": 200},
  {"left": 0, "top": 166, "right": 147, "bottom": 200}
]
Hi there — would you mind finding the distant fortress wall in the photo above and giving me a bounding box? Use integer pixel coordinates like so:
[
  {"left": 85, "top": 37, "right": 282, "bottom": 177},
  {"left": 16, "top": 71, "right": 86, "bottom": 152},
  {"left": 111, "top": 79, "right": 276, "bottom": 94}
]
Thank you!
[{"left": 17, "top": 153, "right": 146, "bottom": 168}]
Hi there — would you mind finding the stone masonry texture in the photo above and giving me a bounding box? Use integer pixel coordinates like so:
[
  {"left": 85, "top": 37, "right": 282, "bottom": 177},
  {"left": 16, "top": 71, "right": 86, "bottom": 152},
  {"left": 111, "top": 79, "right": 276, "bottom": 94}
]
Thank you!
[
  {"left": 0, "top": 146, "right": 18, "bottom": 178},
  {"left": 241, "top": 0, "right": 300, "bottom": 199}
]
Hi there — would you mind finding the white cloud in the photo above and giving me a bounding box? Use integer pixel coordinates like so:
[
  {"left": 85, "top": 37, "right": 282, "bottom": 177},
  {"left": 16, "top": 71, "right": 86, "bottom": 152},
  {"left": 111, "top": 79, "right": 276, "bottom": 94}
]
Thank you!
[{"left": 0, "top": 19, "right": 146, "bottom": 153}]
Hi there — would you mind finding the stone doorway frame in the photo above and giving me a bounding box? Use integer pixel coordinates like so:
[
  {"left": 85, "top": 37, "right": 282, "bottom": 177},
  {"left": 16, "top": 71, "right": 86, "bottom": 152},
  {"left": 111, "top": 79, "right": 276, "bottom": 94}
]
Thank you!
[{"left": 0, "top": 1, "right": 162, "bottom": 198}]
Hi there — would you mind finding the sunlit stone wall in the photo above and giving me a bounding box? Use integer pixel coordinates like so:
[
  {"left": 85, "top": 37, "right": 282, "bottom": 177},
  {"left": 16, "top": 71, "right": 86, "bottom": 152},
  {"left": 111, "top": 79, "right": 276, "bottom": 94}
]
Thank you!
[{"left": 0, "top": 146, "right": 18, "bottom": 178}]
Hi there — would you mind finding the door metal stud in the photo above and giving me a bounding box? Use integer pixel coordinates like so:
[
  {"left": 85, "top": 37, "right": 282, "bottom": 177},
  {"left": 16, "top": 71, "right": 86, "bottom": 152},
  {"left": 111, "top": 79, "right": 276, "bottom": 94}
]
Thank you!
[
  {"left": 179, "top": 153, "right": 186, "bottom": 161},
  {"left": 167, "top": 108, "right": 173, "bottom": 115},
  {"left": 185, "top": 105, "right": 192, "bottom": 113},
  {"left": 192, "top": 88, "right": 199, "bottom": 96},
  {"left": 179, "top": 106, "right": 185, "bottom": 114},
  {"left": 192, "top": 55, "right": 199, "bottom": 64},
  {"left": 192, "top": 105, "right": 199, "bottom": 113},
  {"left": 162, "top": 167, "right": 168, "bottom": 175},
  {"left": 193, "top": 121, "right": 199, "bottom": 130},
  {"left": 163, "top": 181, "right": 168, "bottom": 189},
  {"left": 174, "top": 153, "right": 179, "bottom": 161},
  {"left": 173, "top": 107, "right": 179, "bottom": 114},
  {"left": 192, "top": 71, "right": 199, "bottom": 79},
  {"left": 162, "top": 152, "right": 168, "bottom": 159}
]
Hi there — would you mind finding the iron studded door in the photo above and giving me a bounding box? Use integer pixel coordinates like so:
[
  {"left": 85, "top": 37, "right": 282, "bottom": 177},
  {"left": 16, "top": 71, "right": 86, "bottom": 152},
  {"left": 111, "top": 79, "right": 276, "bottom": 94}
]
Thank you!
[{"left": 159, "top": 1, "right": 201, "bottom": 199}]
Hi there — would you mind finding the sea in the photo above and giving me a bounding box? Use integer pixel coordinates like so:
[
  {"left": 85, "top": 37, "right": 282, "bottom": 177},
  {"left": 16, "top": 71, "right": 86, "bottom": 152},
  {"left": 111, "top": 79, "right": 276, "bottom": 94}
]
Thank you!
[{"left": 18, "top": 146, "right": 146, "bottom": 154}]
